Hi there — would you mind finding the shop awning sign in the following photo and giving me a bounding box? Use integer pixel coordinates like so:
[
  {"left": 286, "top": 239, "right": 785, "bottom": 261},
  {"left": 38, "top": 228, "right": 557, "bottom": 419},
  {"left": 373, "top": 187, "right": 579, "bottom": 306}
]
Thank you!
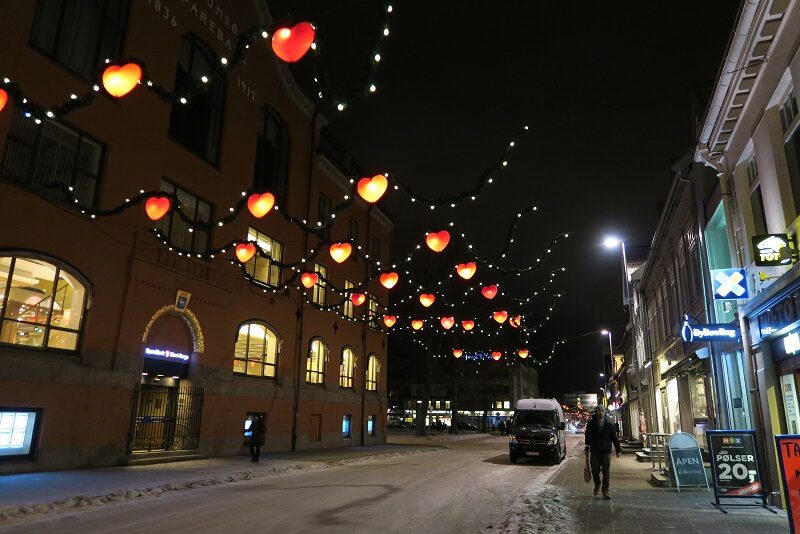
[
  {"left": 753, "top": 234, "right": 797, "bottom": 267},
  {"left": 712, "top": 268, "right": 749, "bottom": 300},
  {"left": 680, "top": 317, "right": 740, "bottom": 342}
]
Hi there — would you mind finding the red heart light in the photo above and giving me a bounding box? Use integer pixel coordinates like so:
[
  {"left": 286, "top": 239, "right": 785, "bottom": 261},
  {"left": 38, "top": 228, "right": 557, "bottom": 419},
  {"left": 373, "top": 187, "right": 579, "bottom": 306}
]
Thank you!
[
  {"left": 456, "top": 262, "right": 477, "bottom": 280},
  {"left": 0, "top": 88, "right": 7, "bottom": 112},
  {"left": 380, "top": 272, "right": 399, "bottom": 289},
  {"left": 357, "top": 174, "right": 388, "bottom": 203},
  {"left": 491, "top": 351, "right": 502, "bottom": 361},
  {"left": 351, "top": 293, "right": 366, "bottom": 306},
  {"left": 247, "top": 192, "right": 275, "bottom": 218},
  {"left": 271, "top": 22, "right": 315, "bottom": 63},
  {"left": 419, "top": 293, "right": 435, "bottom": 307},
  {"left": 440, "top": 316, "right": 455, "bottom": 330},
  {"left": 235, "top": 243, "right": 256, "bottom": 263},
  {"left": 453, "top": 349, "right": 463, "bottom": 358},
  {"left": 492, "top": 310, "right": 508, "bottom": 323},
  {"left": 383, "top": 315, "right": 397, "bottom": 328},
  {"left": 329, "top": 242, "right": 352, "bottom": 263},
  {"left": 300, "top": 272, "right": 318, "bottom": 288},
  {"left": 102, "top": 63, "right": 142, "bottom": 98},
  {"left": 425, "top": 230, "right": 450, "bottom": 252},
  {"left": 411, "top": 320, "right": 424, "bottom": 330},
  {"left": 461, "top": 320, "right": 475, "bottom": 331},
  {"left": 481, "top": 285, "right": 498, "bottom": 300},
  {"left": 509, "top": 315, "right": 522, "bottom": 328},
  {"left": 145, "top": 196, "right": 171, "bottom": 221},
  {"left": 517, "top": 349, "right": 529, "bottom": 359}
]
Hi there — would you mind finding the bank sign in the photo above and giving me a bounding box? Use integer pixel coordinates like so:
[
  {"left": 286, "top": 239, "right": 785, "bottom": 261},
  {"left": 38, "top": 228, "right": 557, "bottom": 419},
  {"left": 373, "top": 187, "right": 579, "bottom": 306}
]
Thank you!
[
  {"left": 753, "top": 234, "right": 797, "bottom": 267},
  {"left": 706, "top": 430, "right": 767, "bottom": 505},
  {"left": 144, "top": 347, "right": 190, "bottom": 363}
]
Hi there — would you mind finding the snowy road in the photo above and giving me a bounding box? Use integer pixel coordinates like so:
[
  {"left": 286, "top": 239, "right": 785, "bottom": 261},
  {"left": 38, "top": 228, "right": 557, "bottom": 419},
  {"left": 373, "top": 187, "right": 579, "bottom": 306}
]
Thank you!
[{"left": 7, "top": 433, "right": 579, "bottom": 534}]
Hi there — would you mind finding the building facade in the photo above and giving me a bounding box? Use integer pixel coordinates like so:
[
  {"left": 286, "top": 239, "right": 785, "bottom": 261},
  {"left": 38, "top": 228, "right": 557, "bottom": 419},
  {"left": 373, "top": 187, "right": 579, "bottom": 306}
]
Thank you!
[{"left": 0, "top": 1, "right": 390, "bottom": 474}]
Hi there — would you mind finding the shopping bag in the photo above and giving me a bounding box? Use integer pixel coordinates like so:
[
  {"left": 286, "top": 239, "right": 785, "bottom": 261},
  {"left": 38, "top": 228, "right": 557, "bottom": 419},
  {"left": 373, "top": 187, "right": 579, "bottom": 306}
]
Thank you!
[{"left": 583, "top": 462, "right": 592, "bottom": 483}]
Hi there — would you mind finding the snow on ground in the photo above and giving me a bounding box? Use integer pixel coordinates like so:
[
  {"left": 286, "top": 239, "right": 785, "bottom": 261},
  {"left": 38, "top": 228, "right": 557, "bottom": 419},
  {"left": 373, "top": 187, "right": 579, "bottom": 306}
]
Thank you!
[{"left": 491, "top": 484, "right": 575, "bottom": 534}]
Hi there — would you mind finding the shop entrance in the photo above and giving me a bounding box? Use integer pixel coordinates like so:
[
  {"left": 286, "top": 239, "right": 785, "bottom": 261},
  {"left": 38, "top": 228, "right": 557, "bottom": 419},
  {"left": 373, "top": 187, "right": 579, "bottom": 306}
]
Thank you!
[{"left": 129, "top": 383, "right": 203, "bottom": 452}]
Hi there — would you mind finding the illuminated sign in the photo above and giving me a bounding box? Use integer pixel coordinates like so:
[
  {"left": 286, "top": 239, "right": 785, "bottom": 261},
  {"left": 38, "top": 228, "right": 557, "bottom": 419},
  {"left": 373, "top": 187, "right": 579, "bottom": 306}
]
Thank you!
[
  {"left": 712, "top": 268, "right": 749, "bottom": 300},
  {"left": 753, "top": 234, "right": 796, "bottom": 267},
  {"left": 681, "top": 317, "right": 740, "bottom": 342},
  {"left": 784, "top": 333, "right": 800, "bottom": 355},
  {"left": 144, "top": 347, "right": 190, "bottom": 362},
  {"left": 175, "top": 290, "right": 192, "bottom": 310}
]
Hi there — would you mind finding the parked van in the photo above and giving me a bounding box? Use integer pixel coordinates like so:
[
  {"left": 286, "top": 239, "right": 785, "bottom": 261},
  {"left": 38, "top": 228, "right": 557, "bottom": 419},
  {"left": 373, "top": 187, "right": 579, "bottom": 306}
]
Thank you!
[{"left": 508, "top": 398, "right": 567, "bottom": 464}]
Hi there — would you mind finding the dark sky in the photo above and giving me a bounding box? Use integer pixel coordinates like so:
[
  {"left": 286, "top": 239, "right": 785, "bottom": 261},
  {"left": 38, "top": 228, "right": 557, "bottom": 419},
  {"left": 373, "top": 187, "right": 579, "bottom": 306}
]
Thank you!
[{"left": 273, "top": 1, "right": 741, "bottom": 396}]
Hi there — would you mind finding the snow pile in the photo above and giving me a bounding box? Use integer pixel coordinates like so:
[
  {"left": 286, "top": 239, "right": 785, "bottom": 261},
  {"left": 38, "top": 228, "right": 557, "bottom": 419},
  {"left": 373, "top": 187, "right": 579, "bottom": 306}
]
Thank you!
[{"left": 492, "top": 484, "right": 575, "bottom": 534}]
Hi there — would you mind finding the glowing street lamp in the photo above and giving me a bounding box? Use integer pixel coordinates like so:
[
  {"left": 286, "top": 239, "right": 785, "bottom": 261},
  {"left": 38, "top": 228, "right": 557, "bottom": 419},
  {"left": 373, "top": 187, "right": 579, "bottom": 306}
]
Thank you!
[{"left": 603, "top": 235, "right": 631, "bottom": 304}]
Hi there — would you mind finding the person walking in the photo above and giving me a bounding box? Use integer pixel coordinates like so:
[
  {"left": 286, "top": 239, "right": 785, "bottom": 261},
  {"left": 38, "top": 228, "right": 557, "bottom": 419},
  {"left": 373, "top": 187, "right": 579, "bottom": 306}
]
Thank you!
[
  {"left": 247, "top": 414, "right": 266, "bottom": 462},
  {"left": 498, "top": 420, "right": 506, "bottom": 436},
  {"left": 584, "top": 405, "right": 621, "bottom": 499}
]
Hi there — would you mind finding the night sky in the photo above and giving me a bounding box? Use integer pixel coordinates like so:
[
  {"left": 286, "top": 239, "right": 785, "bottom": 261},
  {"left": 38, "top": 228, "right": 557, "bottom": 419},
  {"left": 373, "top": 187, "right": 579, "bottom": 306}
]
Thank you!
[{"left": 273, "top": 1, "right": 741, "bottom": 396}]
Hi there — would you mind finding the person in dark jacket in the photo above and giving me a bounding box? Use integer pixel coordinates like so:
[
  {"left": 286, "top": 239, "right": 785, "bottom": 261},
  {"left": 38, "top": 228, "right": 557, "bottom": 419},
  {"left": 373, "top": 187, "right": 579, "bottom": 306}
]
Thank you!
[
  {"left": 584, "top": 405, "right": 621, "bottom": 499},
  {"left": 247, "top": 415, "right": 266, "bottom": 462},
  {"left": 498, "top": 421, "right": 506, "bottom": 436}
]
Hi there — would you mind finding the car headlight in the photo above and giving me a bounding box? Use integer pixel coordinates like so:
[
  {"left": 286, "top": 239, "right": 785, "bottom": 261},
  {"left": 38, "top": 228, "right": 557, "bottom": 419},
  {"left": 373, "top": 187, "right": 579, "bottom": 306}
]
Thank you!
[
  {"left": 509, "top": 434, "right": 517, "bottom": 444},
  {"left": 547, "top": 435, "right": 557, "bottom": 446}
]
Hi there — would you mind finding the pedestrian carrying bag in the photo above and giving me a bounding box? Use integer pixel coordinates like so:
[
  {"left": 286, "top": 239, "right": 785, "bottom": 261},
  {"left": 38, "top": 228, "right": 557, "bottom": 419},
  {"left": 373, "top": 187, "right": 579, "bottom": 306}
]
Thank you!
[{"left": 583, "top": 461, "right": 592, "bottom": 483}]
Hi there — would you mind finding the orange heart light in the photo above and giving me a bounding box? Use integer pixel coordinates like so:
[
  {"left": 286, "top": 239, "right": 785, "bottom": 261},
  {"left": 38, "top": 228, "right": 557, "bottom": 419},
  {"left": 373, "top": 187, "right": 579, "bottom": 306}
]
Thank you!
[
  {"left": 145, "top": 196, "right": 171, "bottom": 221},
  {"left": 235, "top": 243, "right": 256, "bottom": 263},
  {"left": 419, "top": 293, "right": 436, "bottom": 307},
  {"left": 453, "top": 349, "right": 463, "bottom": 358},
  {"left": 491, "top": 351, "right": 502, "bottom": 361},
  {"left": 509, "top": 315, "right": 522, "bottom": 328},
  {"left": 271, "top": 22, "right": 315, "bottom": 63},
  {"left": 481, "top": 285, "right": 498, "bottom": 300},
  {"left": 247, "top": 192, "right": 275, "bottom": 218},
  {"left": 380, "top": 272, "right": 399, "bottom": 289},
  {"left": 411, "top": 320, "right": 424, "bottom": 330},
  {"left": 329, "top": 242, "right": 352, "bottom": 263},
  {"left": 440, "top": 316, "right": 455, "bottom": 330},
  {"left": 383, "top": 315, "right": 397, "bottom": 328},
  {"left": 357, "top": 174, "right": 388, "bottom": 203},
  {"left": 300, "top": 272, "right": 318, "bottom": 288},
  {"left": 456, "top": 262, "right": 477, "bottom": 280},
  {"left": 492, "top": 310, "right": 508, "bottom": 323},
  {"left": 102, "top": 63, "right": 142, "bottom": 98},
  {"left": 0, "top": 88, "right": 7, "bottom": 112},
  {"left": 350, "top": 293, "right": 366, "bottom": 306},
  {"left": 425, "top": 230, "right": 450, "bottom": 252},
  {"left": 461, "top": 320, "right": 475, "bottom": 331},
  {"left": 517, "top": 349, "right": 529, "bottom": 359}
]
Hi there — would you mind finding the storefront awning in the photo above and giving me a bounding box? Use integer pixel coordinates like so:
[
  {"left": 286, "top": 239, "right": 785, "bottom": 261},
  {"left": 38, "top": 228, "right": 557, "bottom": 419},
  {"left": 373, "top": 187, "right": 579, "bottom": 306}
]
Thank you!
[{"left": 661, "top": 354, "right": 704, "bottom": 381}]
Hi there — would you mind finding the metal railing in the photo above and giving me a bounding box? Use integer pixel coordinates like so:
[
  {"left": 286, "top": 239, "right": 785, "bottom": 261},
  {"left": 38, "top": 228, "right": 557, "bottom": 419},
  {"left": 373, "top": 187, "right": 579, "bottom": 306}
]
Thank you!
[
  {"left": 128, "top": 384, "right": 203, "bottom": 453},
  {"left": 644, "top": 432, "right": 670, "bottom": 473}
]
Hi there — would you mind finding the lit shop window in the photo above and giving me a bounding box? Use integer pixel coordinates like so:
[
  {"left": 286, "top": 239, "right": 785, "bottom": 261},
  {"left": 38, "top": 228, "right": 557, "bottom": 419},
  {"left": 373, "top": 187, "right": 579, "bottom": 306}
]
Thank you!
[
  {"left": 366, "top": 354, "right": 380, "bottom": 391},
  {"left": 233, "top": 321, "right": 280, "bottom": 378},
  {"left": 339, "top": 347, "right": 356, "bottom": 388},
  {"left": 0, "top": 409, "right": 41, "bottom": 459},
  {"left": 306, "top": 337, "right": 328, "bottom": 384},
  {"left": 368, "top": 415, "right": 375, "bottom": 437},
  {"left": 342, "top": 415, "right": 351, "bottom": 438},
  {"left": 0, "top": 256, "right": 87, "bottom": 351},
  {"left": 245, "top": 228, "right": 282, "bottom": 287}
]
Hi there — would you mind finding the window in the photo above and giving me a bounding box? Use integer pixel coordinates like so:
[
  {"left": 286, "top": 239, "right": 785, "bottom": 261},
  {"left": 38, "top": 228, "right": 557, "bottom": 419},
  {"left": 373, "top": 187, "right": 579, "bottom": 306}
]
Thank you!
[
  {"left": 342, "top": 415, "right": 351, "bottom": 438},
  {"left": 746, "top": 159, "right": 768, "bottom": 237},
  {"left": 339, "top": 346, "right": 355, "bottom": 388},
  {"left": 369, "top": 237, "right": 380, "bottom": 276},
  {"left": 367, "top": 415, "right": 375, "bottom": 437},
  {"left": 780, "top": 91, "right": 798, "bottom": 132},
  {"left": 306, "top": 337, "right": 328, "bottom": 384},
  {"left": 342, "top": 280, "right": 355, "bottom": 318},
  {"left": 0, "top": 255, "right": 87, "bottom": 351},
  {"left": 0, "top": 408, "right": 42, "bottom": 459},
  {"left": 254, "top": 106, "right": 289, "bottom": 202},
  {"left": 366, "top": 353, "right": 380, "bottom": 391},
  {"left": 157, "top": 179, "right": 211, "bottom": 254},
  {"left": 318, "top": 194, "right": 331, "bottom": 239},
  {"left": 347, "top": 218, "right": 359, "bottom": 243},
  {"left": 784, "top": 113, "right": 800, "bottom": 215},
  {"left": 367, "top": 293, "right": 379, "bottom": 329},
  {"left": 30, "top": 0, "right": 129, "bottom": 80},
  {"left": 233, "top": 321, "right": 279, "bottom": 378},
  {"left": 168, "top": 34, "right": 226, "bottom": 164},
  {"left": 2, "top": 111, "right": 103, "bottom": 207},
  {"left": 244, "top": 228, "right": 282, "bottom": 287},
  {"left": 312, "top": 264, "right": 327, "bottom": 306}
]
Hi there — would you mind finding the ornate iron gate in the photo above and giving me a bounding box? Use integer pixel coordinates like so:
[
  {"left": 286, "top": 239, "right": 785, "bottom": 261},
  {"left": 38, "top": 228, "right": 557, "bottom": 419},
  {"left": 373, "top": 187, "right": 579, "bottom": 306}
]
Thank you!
[{"left": 129, "top": 384, "right": 204, "bottom": 452}]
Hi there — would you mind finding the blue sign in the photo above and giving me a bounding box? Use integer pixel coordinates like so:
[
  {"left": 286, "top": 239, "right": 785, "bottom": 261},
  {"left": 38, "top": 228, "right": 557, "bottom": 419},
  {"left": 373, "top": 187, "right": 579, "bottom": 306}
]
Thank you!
[
  {"left": 712, "top": 268, "right": 749, "bottom": 300},
  {"left": 680, "top": 318, "right": 740, "bottom": 342}
]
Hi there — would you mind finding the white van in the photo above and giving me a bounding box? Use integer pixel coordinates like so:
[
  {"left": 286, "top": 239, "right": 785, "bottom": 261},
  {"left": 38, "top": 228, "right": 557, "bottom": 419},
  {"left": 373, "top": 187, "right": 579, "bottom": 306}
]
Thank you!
[{"left": 508, "top": 398, "right": 567, "bottom": 464}]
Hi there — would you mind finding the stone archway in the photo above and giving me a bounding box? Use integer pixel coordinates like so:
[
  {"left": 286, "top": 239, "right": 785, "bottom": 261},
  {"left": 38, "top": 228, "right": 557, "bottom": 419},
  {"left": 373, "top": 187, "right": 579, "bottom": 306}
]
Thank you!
[{"left": 141, "top": 305, "right": 205, "bottom": 353}]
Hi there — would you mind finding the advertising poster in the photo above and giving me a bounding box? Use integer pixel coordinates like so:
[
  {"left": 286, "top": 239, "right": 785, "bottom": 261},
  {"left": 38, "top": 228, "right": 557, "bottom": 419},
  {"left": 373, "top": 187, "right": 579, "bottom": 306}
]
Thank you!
[
  {"left": 776, "top": 435, "right": 800, "bottom": 533},
  {"left": 707, "top": 430, "right": 765, "bottom": 499}
]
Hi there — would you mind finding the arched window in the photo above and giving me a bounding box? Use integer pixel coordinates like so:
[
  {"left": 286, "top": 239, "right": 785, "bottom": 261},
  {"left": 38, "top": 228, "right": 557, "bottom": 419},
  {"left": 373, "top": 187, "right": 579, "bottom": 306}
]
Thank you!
[
  {"left": 0, "top": 255, "right": 88, "bottom": 351},
  {"left": 233, "top": 321, "right": 279, "bottom": 378},
  {"left": 306, "top": 337, "right": 328, "bottom": 384},
  {"left": 339, "top": 347, "right": 356, "bottom": 388},
  {"left": 366, "top": 353, "right": 380, "bottom": 391},
  {"left": 254, "top": 105, "right": 290, "bottom": 202}
]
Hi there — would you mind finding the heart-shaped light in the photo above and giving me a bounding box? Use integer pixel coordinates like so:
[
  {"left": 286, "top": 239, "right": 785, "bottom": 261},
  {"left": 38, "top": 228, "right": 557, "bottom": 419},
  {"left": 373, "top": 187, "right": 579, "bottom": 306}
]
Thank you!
[
  {"left": 453, "top": 349, "right": 463, "bottom": 358},
  {"left": 461, "top": 320, "right": 475, "bottom": 331},
  {"left": 517, "top": 349, "right": 529, "bottom": 359},
  {"left": 411, "top": 319, "right": 424, "bottom": 330},
  {"left": 380, "top": 272, "right": 399, "bottom": 289},
  {"left": 357, "top": 174, "right": 388, "bottom": 203},
  {"left": 102, "top": 63, "right": 142, "bottom": 98},
  {"left": 509, "top": 315, "right": 522, "bottom": 328},
  {"left": 440, "top": 316, "right": 455, "bottom": 330},
  {"left": 481, "top": 285, "right": 498, "bottom": 299},
  {"left": 425, "top": 230, "right": 450, "bottom": 252},
  {"left": 0, "top": 88, "right": 8, "bottom": 112},
  {"left": 419, "top": 293, "right": 435, "bottom": 307},
  {"left": 492, "top": 310, "right": 508, "bottom": 323},
  {"left": 235, "top": 243, "right": 257, "bottom": 263},
  {"left": 491, "top": 351, "right": 502, "bottom": 361},
  {"left": 351, "top": 293, "right": 366, "bottom": 306},
  {"left": 145, "top": 196, "right": 171, "bottom": 221},
  {"left": 456, "top": 262, "right": 477, "bottom": 280},
  {"left": 271, "top": 22, "right": 315, "bottom": 63},
  {"left": 329, "top": 242, "right": 352, "bottom": 263},
  {"left": 300, "top": 272, "right": 318, "bottom": 288},
  {"left": 383, "top": 315, "right": 397, "bottom": 328},
  {"left": 247, "top": 192, "right": 275, "bottom": 218}
]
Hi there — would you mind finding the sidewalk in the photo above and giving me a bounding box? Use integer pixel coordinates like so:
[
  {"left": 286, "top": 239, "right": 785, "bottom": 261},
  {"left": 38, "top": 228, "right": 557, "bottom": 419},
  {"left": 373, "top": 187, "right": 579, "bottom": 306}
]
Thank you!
[{"left": 551, "top": 444, "right": 789, "bottom": 533}]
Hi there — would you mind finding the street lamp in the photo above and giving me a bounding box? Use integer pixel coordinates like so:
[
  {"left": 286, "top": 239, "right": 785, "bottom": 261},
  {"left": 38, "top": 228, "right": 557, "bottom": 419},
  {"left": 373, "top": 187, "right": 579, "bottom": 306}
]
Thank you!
[{"left": 604, "top": 236, "right": 630, "bottom": 304}]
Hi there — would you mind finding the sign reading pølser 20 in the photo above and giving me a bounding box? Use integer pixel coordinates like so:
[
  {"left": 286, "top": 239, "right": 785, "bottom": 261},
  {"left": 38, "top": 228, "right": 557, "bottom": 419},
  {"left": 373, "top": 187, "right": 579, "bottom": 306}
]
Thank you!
[{"left": 753, "top": 234, "right": 797, "bottom": 267}]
